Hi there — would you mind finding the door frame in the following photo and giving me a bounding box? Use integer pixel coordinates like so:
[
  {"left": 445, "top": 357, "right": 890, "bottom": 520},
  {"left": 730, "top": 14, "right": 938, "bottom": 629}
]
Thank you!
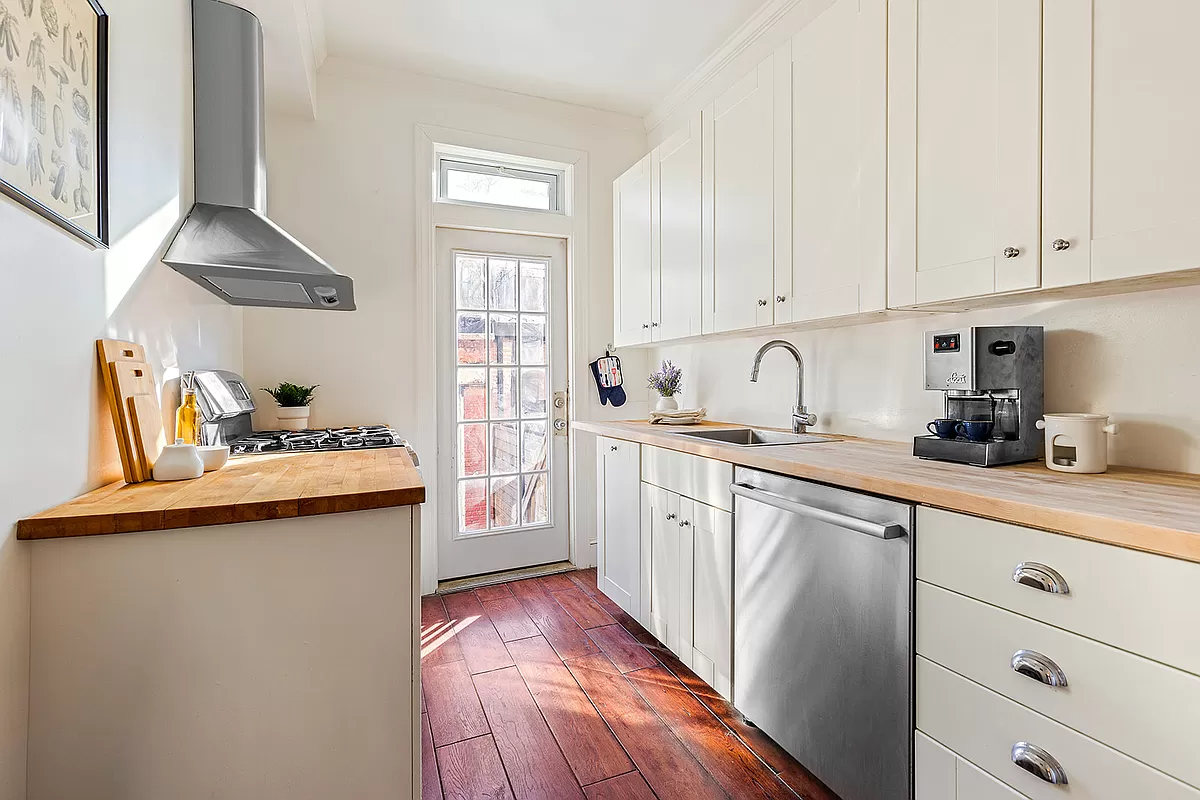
[{"left": 415, "top": 125, "right": 592, "bottom": 594}]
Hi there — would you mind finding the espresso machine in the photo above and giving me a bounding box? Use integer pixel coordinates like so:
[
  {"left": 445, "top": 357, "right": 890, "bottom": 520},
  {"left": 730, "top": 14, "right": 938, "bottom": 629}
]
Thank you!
[{"left": 914, "top": 326, "right": 1044, "bottom": 467}]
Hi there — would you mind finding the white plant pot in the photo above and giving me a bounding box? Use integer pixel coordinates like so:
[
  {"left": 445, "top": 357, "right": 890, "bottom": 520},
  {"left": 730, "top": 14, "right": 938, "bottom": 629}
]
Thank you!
[
  {"left": 655, "top": 395, "right": 679, "bottom": 412},
  {"left": 277, "top": 406, "right": 311, "bottom": 431}
]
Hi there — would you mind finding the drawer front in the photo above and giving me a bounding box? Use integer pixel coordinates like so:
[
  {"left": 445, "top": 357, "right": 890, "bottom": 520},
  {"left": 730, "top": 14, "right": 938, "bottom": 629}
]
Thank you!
[
  {"left": 918, "top": 582, "right": 1200, "bottom": 789},
  {"left": 917, "top": 658, "right": 1200, "bottom": 800},
  {"left": 957, "top": 756, "right": 1029, "bottom": 800},
  {"left": 917, "top": 507, "right": 1200, "bottom": 676},
  {"left": 641, "top": 445, "right": 733, "bottom": 511}
]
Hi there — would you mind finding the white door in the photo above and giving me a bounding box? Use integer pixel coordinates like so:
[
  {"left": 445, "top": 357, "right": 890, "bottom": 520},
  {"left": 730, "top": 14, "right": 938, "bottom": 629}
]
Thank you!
[
  {"left": 596, "top": 437, "right": 641, "bottom": 615},
  {"left": 436, "top": 228, "right": 569, "bottom": 580},
  {"left": 1043, "top": 0, "right": 1200, "bottom": 287},
  {"left": 703, "top": 52, "right": 782, "bottom": 333},
  {"left": 652, "top": 113, "right": 703, "bottom": 341},
  {"left": 888, "top": 0, "right": 1042, "bottom": 306},
  {"left": 613, "top": 155, "right": 653, "bottom": 346},
  {"left": 788, "top": 0, "right": 887, "bottom": 323}
]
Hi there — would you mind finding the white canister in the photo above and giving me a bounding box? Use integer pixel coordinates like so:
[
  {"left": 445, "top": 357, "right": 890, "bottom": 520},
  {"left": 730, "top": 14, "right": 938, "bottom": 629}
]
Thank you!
[
  {"left": 276, "top": 406, "right": 311, "bottom": 431},
  {"left": 153, "top": 438, "right": 205, "bottom": 482},
  {"left": 1036, "top": 414, "right": 1119, "bottom": 474}
]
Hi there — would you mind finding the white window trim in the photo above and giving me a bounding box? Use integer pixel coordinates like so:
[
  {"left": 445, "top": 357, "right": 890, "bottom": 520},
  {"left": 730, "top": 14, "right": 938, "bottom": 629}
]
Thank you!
[{"left": 438, "top": 157, "right": 564, "bottom": 214}]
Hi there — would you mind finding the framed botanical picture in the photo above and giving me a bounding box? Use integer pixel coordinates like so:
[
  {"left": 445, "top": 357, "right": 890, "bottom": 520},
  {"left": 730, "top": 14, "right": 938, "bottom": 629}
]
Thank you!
[{"left": 0, "top": 0, "right": 108, "bottom": 247}]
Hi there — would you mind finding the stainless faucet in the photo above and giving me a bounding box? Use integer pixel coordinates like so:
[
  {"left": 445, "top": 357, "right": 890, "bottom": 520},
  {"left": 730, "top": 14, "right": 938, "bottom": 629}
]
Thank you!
[{"left": 750, "top": 340, "right": 819, "bottom": 434}]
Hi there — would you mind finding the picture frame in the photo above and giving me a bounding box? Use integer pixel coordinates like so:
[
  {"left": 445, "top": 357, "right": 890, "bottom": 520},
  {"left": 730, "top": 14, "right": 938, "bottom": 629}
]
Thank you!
[{"left": 0, "top": 0, "right": 108, "bottom": 247}]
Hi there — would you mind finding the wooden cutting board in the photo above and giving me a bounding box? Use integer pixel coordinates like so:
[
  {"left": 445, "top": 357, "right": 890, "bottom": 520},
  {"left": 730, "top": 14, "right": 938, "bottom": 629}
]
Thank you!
[
  {"left": 109, "top": 361, "right": 156, "bottom": 483},
  {"left": 97, "top": 339, "right": 147, "bottom": 483},
  {"left": 128, "top": 394, "right": 165, "bottom": 479}
]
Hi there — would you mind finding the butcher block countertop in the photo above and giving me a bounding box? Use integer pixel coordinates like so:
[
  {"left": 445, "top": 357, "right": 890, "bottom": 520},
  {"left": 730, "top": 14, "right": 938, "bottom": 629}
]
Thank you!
[
  {"left": 17, "top": 448, "right": 425, "bottom": 541},
  {"left": 576, "top": 419, "right": 1200, "bottom": 564}
]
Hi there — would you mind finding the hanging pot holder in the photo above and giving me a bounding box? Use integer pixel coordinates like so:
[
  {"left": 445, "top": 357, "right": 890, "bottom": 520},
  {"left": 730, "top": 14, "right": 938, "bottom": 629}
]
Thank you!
[{"left": 589, "top": 353, "right": 627, "bottom": 407}]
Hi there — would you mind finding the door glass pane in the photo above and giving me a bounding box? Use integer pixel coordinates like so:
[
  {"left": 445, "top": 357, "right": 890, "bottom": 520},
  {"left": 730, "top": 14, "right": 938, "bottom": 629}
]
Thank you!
[
  {"left": 459, "top": 479, "right": 488, "bottom": 532},
  {"left": 521, "top": 421, "right": 547, "bottom": 471},
  {"left": 457, "top": 368, "right": 487, "bottom": 421},
  {"left": 520, "top": 368, "right": 547, "bottom": 417},
  {"left": 489, "top": 258, "right": 518, "bottom": 310},
  {"left": 459, "top": 423, "right": 487, "bottom": 477},
  {"left": 490, "top": 477, "right": 520, "bottom": 528},
  {"left": 520, "top": 261, "right": 547, "bottom": 312},
  {"left": 490, "top": 422, "right": 520, "bottom": 474},
  {"left": 522, "top": 473, "right": 549, "bottom": 525},
  {"left": 490, "top": 368, "right": 518, "bottom": 419},
  {"left": 520, "top": 315, "right": 547, "bottom": 365},
  {"left": 489, "top": 313, "right": 518, "bottom": 365},
  {"left": 457, "top": 312, "right": 487, "bottom": 365},
  {"left": 457, "top": 256, "right": 487, "bottom": 310}
]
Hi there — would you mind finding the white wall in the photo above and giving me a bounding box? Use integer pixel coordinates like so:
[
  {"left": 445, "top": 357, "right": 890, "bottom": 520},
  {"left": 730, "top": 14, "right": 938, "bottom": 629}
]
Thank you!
[
  {"left": 244, "top": 60, "right": 648, "bottom": 581},
  {"left": 1, "top": 2, "right": 243, "bottom": 797}
]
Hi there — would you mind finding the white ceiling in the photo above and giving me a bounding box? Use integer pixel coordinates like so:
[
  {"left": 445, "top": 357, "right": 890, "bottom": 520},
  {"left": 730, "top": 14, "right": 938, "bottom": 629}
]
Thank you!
[{"left": 320, "top": 0, "right": 767, "bottom": 118}]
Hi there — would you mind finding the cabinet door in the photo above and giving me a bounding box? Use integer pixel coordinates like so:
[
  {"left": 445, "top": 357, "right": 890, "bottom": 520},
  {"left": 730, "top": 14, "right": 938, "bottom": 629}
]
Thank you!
[
  {"left": 702, "top": 53, "right": 782, "bottom": 333},
  {"left": 652, "top": 115, "right": 703, "bottom": 341},
  {"left": 689, "top": 501, "right": 732, "bottom": 700},
  {"left": 640, "top": 483, "right": 679, "bottom": 646},
  {"left": 889, "top": 0, "right": 1041, "bottom": 306},
  {"left": 596, "top": 438, "right": 641, "bottom": 615},
  {"left": 915, "top": 731, "right": 957, "bottom": 800},
  {"left": 1043, "top": 0, "right": 1200, "bottom": 287},
  {"left": 613, "top": 155, "right": 653, "bottom": 346},
  {"left": 787, "top": 0, "right": 887, "bottom": 323}
]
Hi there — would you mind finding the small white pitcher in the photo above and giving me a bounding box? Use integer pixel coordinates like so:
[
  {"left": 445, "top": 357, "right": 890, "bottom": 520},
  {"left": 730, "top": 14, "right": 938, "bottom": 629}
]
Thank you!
[{"left": 1036, "top": 414, "right": 1119, "bottom": 474}]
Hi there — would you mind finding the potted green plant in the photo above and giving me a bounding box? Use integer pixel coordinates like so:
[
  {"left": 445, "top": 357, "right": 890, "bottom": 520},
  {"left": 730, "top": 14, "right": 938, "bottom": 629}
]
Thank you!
[
  {"left": 261, "top": 383, "right": 319, "bottom": 431},
  {"left": 647, "top": 360, "right": 683, "bottom": 412}
]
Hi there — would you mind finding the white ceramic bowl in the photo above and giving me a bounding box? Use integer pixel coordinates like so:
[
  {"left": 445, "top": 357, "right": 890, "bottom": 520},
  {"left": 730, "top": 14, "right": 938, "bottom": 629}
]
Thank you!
[{"left": 197, "top": 445, "right": 231, "bottom": 473}]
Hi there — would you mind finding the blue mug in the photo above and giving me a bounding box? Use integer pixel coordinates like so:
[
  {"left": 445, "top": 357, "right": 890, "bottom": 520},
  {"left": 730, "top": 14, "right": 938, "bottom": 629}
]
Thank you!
[
  {"left": 956, "top": 420, "right": 995, "bottom": 442},
  {"left": 927, "top": 419, "right": 960, "bottom": 439}
]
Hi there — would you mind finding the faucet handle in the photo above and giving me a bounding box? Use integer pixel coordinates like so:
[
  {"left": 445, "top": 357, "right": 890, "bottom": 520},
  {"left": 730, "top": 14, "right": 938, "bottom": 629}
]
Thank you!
[{"left": 793, "top": 410, "right": 818, "bottom": 429}]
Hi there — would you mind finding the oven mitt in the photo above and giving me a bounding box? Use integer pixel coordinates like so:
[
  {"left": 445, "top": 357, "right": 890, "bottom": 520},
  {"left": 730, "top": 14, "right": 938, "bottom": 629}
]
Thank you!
[{"left": 590, "top": 356, "right": 627, "bottom": 407}]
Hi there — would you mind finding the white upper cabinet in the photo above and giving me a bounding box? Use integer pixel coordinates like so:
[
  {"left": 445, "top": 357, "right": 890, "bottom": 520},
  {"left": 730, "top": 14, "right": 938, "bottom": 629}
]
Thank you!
[
  {"left": 702, "top": 52, "right": 786, "bottom": 334},
  {"left": 888, "top": 0, "right": 1042, "bottom": 306},
  {"left": 652, "top": 114, "right": 703, "bottom": 341},
  {"left": 1042, "top": 0, "right": 1200, "bottom": 288},
  {"left": 613, "top": 154, "right": 653, "bottom": 346},
  {"left": 785, "top": 0, "right": 888, "bottom": 323}
]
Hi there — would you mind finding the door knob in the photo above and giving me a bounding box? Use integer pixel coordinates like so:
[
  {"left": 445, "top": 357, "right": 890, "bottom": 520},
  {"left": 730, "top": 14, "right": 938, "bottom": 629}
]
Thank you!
[
  {"left": 1051, "top": 238, "right": 1071, "bottom": 252},
  {"left": 1003, "top": 247, "right": 1020, "bottom": 258},
  {"left": 1011, "top": 742, "right": 1068, "bottom": 785},
  {"left": 1012, "top": 562, "right": 1070, "bottom": 595},
  {"left": 1011, "top": 650, "right": 1068, "bottom": 687}
]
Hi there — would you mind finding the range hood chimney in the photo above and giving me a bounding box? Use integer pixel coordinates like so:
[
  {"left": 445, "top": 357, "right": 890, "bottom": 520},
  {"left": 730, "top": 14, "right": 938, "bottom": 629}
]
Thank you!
[{"left": 165, "top": 0, "right": 355, "bottom": 311}]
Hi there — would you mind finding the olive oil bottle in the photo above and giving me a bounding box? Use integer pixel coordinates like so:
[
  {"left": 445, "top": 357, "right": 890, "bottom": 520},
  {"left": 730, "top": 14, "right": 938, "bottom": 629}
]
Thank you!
[{"left": 176, "top": 387, "right": 201, "bottom": 446}]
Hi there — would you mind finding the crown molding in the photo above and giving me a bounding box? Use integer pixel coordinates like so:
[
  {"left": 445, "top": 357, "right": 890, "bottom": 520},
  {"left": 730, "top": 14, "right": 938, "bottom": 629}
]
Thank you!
[{"left": 645, "top": 0, "right": 804, "bottom": 134}]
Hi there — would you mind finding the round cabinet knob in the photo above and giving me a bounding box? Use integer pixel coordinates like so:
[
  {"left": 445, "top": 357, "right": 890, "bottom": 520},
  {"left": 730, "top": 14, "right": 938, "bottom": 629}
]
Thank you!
[
  {"left": 642, "top": 323, "right": 650, "bottom": 329},
  {"left": 679, "top": 519, "right": 691, "bottom": 528},
  {"left": 609, "top": 445, "right": 618, "bottom": 452},
  {"left": 776, "top": 295, "right": 787, "bottom": 303},
  {"left": 651, "top": 322, "right": 660, "bottom": 328},
  {"left": 1051, "top": 238, "right": 1071, "bottom": 252},
  {"left": 1003, "top": 247, "right": 1021, "bottom": 259},
  {"left": 757, "top": 299, "right": 768, "bottom": 307},
  {"left": 665, "top": 513, "right": 677, "bottom": 521}
]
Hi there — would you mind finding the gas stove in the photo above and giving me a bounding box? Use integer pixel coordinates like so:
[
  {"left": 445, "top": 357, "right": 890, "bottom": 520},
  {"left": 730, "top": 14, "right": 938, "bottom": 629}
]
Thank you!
[{"left": 231, "top": 426, "right": 409, "bottom": 456}]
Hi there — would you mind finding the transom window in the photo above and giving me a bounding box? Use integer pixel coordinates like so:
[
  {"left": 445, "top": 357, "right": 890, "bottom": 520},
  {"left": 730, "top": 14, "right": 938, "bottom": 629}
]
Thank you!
[{"left": 437, "top": 157, "right": 563, "bottom": 213}]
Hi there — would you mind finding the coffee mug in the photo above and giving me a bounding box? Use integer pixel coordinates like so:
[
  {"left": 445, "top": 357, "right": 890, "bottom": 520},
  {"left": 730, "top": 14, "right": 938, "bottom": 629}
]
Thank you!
[
  {"left": 927, "top": 419, "right": 960, "bottom": 439},
  {"left": 956, "top": 420, "right": 994, "bottom": 442}
]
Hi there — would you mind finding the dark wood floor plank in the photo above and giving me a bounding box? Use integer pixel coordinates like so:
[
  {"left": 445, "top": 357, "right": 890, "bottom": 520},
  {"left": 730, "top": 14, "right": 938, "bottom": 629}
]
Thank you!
[
  {"left": 568, "top": 568, "right": 602, "bottom": 598},
  {"left": 507, "top": 636, "right": 634, "bottom": 786},
  {"left": 554, "top": 586, "right": 618, "bottom": 630},
  {"left": 626, "top": 665, "right": 793, "bottom": 800},
  {"left": 647, "top": 644, "right": 837, "bottom": 800},
  {"left": 436, "top": 735, "right": 515, "bottom": 800},
  {"left": 421, "top": 713, "right": 443, "bottom": 800},
  {"left": 515, "top": 588, "right": 601, "bottom": 661},
  {"left": 481, "top": 595, "right": 541, "bottom": 642},
  {"left": 584, "top": 771, "right": 657, "bottom": 800},
  {"left": 538, "top": 571, "right": 579, "bottom": 592},
  {"left": 423, "top": 660, "right": 490, "bottom": 747},
  {"left": 592, "top": 592, "right": 660, "bottom": 647},
  {"left": 566, "top": 653, "right": 727, "bottom": 800},
  {"left": 475, "top": 583, "right": 514, "bottom": 602},
  {"left": 422, "top": 594, "right": 465, "bottom": 666},
  {"left": 473, "top": 666, "right": 585, "bottom": 799},
  {"left": 510, "top": 577, "right": 549, "bottom": 601},
  {"left": 586, "top": 624, "right": 659, "bottom": 673},
  {"left": 443, "top": 590, "right": 515, "bottom": 675}
]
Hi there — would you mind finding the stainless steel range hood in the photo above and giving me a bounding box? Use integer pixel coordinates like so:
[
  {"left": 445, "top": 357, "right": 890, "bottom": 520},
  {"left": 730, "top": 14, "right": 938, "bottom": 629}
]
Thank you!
[{"left": 165, "top": 0, "right": 355, "bottom": 311}]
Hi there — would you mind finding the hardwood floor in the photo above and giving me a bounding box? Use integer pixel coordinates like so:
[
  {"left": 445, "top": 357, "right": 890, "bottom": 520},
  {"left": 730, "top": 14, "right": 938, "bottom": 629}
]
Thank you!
[{"left": 421, "top": 568, "right": 840, "bottom": 800}]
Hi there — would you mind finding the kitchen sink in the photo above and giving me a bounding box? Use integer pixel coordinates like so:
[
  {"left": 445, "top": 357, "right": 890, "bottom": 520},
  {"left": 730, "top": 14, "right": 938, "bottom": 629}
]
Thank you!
[{"left": 672, "top": 428, "right": 839, "bottom": 447}]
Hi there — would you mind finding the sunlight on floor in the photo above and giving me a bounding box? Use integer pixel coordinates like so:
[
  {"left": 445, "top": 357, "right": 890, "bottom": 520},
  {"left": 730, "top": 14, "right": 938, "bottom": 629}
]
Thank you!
[{"left": 422, "top": 615, "right": 479, "bottom": 659}]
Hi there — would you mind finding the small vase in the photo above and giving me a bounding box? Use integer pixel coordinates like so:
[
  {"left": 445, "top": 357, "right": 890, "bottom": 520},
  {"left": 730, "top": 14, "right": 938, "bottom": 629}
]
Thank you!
[
  {"left": 655, "top": 395, "right": 679, "bottom": 412},
  {"left": 277, "top": 406, "right": 311, "bottom": 431}
]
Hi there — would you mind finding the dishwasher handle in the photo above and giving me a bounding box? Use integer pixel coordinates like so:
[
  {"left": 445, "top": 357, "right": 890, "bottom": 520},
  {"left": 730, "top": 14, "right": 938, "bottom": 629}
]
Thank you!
[{"left": 730, "top": 483, "right": 907, "bottom": 540}]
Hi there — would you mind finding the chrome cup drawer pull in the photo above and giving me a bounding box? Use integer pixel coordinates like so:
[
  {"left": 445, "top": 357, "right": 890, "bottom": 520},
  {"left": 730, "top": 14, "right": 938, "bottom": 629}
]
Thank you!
[
  {"left": 1012, "top": 562, "right": 1070, "bottom": 595},
  {"left": 1011, "top": 649, "right": 1069, "bottom": 687},
  {"left": 1012, "top": 742, "right": 1069, "bottom": 785}
]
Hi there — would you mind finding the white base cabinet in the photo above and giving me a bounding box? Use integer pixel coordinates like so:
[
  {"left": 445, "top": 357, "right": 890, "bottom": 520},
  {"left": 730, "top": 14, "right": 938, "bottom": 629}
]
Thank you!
[
  {"left": 595, "top": 437, "right": 642, "bottom": 615},
  {"left": 917, "top": 732, "right": 1029, "bottom": 800}
]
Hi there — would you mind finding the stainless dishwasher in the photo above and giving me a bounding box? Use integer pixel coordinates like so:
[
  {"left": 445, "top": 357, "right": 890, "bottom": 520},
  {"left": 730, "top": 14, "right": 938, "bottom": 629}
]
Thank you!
[{"left": 731, "top": 467, "right": 913, "bottom": 800}]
